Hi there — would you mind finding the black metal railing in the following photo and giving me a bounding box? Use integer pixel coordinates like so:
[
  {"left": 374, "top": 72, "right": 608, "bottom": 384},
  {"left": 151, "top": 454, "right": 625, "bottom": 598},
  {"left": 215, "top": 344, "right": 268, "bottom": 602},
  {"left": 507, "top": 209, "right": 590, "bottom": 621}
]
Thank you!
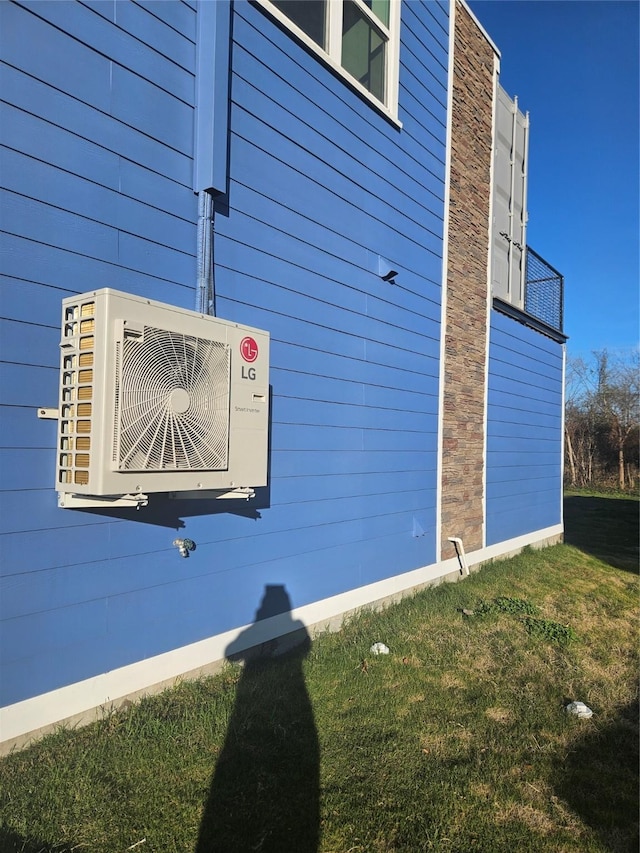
[{"left": 524, "top": 247, "right": 564, "bottom": 333}]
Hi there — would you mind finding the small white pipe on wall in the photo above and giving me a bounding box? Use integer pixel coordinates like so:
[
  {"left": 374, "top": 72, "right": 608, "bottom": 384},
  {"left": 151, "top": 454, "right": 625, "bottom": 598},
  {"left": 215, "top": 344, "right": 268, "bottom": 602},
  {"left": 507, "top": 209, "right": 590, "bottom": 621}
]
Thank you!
[{"left": 448, "top": 536, "right": 470, "bottom": 576}]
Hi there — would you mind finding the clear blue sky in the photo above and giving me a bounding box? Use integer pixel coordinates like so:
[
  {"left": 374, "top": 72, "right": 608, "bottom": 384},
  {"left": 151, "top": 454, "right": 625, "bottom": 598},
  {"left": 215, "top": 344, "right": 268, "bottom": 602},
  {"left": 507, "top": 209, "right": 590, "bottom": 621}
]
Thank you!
[{"left": 468, "top": 0, "right": 639, "bottom": 359}]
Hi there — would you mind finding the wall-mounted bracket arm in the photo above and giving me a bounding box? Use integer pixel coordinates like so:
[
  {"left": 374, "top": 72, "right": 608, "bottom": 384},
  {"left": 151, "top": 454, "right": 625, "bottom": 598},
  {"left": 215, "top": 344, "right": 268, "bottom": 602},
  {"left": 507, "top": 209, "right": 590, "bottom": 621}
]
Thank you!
[
  {"left": 58, "top": 492, "right": 149, "bottom": 510},
  {"left": 37, "top": 408, "right": 59, "bottom": 420},
  {"left": 169, "top": 486, "right": 256, "bottom": 501}
]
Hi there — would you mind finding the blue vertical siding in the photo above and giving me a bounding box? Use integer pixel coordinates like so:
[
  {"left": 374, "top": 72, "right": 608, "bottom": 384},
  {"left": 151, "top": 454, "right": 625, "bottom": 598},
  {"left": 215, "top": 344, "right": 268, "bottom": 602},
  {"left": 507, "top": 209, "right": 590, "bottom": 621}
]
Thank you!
[
  {"left": 486, "top": 310, "right": 564, "bottom": 544},
  {"left": 1, "top": 0, "right": 449, "bottom": 709}
]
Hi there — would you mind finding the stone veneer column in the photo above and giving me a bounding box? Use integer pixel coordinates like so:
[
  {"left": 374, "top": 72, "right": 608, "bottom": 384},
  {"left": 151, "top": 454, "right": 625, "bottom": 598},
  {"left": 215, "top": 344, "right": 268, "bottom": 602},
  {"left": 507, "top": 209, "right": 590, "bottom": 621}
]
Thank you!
[{"left": 440, "top": 1, "right": 496, "bottom": 561}]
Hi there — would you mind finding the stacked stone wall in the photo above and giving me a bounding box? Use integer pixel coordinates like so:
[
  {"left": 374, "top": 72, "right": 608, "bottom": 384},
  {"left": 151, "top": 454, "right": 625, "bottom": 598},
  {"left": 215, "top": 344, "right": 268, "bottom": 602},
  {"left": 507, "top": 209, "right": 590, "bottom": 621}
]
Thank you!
[{"left": 440, "top": 1, "right": 496, "bottom": 560}]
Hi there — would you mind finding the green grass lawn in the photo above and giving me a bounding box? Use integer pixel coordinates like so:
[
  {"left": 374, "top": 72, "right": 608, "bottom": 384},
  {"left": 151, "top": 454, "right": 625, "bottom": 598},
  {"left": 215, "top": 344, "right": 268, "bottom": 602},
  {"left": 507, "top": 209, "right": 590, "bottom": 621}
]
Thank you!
[{"left": 1, "top": 495, "right": 638, "bottom": 853}]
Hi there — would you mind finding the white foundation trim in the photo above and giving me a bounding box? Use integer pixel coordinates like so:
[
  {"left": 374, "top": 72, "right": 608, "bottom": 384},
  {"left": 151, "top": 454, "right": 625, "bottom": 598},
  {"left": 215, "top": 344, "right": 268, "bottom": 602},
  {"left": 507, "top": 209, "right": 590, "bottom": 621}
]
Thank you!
[{"left": 1, "top": 523, "right": 562, "bottom": 753}]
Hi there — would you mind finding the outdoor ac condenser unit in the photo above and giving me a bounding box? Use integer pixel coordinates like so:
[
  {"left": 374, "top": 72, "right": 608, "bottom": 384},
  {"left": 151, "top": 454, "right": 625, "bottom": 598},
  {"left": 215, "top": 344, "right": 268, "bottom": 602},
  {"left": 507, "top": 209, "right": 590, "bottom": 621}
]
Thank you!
[{"left": 55, "top": 288, "right": 269, "bottom": 508}]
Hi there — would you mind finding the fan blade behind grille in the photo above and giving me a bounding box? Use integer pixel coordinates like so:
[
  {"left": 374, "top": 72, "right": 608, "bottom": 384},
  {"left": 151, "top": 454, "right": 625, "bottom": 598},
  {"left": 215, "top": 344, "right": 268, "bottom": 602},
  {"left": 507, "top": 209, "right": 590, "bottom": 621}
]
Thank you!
[{"left": 116, "top": 327, "right": 230, "bottom": 472}]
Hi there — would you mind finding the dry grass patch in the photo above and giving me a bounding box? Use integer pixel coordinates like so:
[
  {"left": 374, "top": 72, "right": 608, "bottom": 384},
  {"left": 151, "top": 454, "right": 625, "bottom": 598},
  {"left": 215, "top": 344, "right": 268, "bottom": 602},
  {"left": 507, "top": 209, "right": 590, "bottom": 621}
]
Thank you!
[
  {"left": 407, "top": 693, "right": 425, "bottom": 704},
  {"left": 449, "top": 725, "right": 474, "bottom": 748},
  {"left": 397, "top": 654, "right": 423, "bottom": 667},
  {"left": 495, "top": 801, "right": 559, "bottom": 836},
  {"left": 485, "top": 706, "right": 513, "bottom": 724},
  {"left": 440, "top": 671, "right": 466, "bottom": 689},
  {"left": 458, "top": 649, "right": 502, "bottom": 680},
  {"left": 470, "top": 781, "right": 493, "bottom": 799}
]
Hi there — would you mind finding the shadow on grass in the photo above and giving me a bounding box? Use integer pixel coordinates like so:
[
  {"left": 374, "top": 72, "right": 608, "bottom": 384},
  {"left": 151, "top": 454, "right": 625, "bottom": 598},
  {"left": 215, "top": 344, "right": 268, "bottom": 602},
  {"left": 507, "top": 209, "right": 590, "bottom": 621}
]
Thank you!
[
  {"left": 555, "top": 698, "right": 639, "bottom": 853},
  {"left": 563, "top": 496, "right": 639, "bottom": 573},
  {"left": 0, "top": 827, "right": 72, "bottom": 852},
  {"left": 195, "top": 586, "right": 319, "bottom": 853}
]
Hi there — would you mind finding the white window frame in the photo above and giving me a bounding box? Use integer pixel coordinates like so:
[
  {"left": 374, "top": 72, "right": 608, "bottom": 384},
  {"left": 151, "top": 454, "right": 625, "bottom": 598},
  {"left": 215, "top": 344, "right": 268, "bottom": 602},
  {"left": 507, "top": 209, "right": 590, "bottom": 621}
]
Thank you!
[{"left": 254, "top": 0, "right": 402, "bottom": 124}]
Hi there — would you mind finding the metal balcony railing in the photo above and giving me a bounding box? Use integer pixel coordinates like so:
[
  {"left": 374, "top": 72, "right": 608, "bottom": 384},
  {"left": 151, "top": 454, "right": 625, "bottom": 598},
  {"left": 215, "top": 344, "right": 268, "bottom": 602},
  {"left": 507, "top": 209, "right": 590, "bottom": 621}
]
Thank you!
[{"left": 524, "top": 247, "right": 564, "bottom": 333}]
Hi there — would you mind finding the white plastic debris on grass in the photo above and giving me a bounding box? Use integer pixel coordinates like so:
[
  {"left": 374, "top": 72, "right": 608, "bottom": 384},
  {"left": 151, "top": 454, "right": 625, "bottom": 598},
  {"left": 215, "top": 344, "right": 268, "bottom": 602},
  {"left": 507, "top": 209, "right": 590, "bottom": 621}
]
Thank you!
[
  {"left": 565, "top": 701, "right": 593, "bottom": 719},
  {"left": 370, "top": 643, "right": 390, "bottom": 655}
]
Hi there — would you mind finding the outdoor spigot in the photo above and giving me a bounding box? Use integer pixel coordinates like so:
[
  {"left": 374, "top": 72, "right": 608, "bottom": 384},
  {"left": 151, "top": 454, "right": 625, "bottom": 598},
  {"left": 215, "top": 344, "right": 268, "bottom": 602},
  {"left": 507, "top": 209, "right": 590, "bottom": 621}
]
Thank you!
[{"left": 173, "top": 538, "right": 196, "bottom": 558}]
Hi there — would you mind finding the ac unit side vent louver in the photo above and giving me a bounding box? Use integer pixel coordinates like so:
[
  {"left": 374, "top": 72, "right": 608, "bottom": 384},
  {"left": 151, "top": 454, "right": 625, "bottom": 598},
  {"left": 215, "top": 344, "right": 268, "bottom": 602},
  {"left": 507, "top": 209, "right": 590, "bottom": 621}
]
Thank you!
[{"left": 58, "top": 298, "right": 96, "bottom": 488}]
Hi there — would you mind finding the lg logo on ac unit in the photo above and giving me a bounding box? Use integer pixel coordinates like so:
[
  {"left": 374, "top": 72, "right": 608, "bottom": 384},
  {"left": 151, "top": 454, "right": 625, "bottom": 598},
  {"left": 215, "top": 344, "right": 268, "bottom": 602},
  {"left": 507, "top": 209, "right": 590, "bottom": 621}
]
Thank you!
[{"left": 240, "top": 336, "right": 258, "bottom": 380}]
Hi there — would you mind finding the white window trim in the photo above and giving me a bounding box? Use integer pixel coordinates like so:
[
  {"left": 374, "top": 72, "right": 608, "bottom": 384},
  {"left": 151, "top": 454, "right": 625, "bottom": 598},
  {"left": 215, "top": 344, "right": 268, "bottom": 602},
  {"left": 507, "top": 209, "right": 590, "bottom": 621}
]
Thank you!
[{"left": 254, "top": 0, "right": 402, "bottom": 125}]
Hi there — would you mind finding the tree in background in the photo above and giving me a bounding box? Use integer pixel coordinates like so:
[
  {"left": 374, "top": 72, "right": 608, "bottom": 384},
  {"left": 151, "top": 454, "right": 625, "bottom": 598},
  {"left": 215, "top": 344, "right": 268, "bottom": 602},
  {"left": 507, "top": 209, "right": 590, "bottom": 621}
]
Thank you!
[{"left": 565, "top": 350, "right": 639, "bottom": 492}]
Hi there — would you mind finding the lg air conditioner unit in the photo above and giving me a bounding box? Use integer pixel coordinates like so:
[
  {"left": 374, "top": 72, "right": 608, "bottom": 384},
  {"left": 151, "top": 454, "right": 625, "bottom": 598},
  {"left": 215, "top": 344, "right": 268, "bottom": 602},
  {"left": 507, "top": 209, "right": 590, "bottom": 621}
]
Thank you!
[{"left": 55, "top": 289, "right": 269, "bottom": 509}]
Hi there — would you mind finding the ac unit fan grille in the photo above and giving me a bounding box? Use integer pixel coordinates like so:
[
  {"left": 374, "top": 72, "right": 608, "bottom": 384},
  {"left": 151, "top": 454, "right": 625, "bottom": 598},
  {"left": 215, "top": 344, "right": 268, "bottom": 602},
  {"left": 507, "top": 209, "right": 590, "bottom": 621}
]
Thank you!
[{"left": 115, "top": 326, "right": 230, "bottom": 472}]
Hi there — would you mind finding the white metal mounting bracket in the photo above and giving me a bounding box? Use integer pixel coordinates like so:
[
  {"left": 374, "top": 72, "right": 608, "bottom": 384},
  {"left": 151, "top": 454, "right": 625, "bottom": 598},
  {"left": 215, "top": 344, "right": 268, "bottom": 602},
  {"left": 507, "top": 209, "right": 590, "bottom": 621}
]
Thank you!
[
  {"left": 58, "top": 492, "right": 150, "bottom": 510},
  {"left": 169, "top": 487, "right": 256, "bottom": 501},
  {"left": 58, "top": 487, "right": 255, "bottom": 510},
  {"left": 37, "top": 407, "right": 59, "bottom": 420}
]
